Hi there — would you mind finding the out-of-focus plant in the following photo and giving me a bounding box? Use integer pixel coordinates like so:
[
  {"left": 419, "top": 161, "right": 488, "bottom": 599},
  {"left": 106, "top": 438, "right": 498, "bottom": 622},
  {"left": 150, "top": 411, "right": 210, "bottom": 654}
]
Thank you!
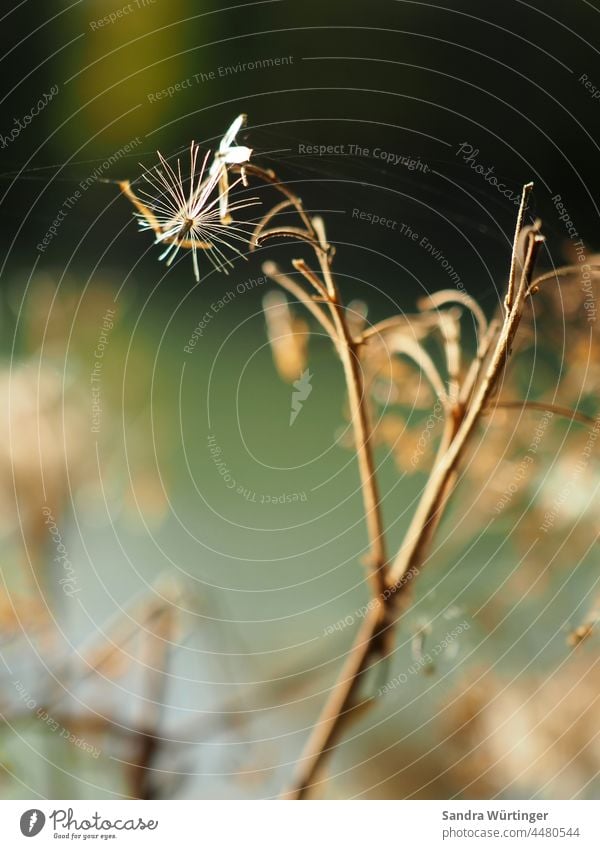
[{"left": 0, "top": 274, "right": 175, "bottom": 798}]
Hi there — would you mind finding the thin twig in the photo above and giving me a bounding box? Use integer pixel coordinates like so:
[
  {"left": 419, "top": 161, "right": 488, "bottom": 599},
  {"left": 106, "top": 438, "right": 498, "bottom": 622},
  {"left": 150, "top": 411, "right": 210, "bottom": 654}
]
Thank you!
[
  {"left": 417, "top": 290, "right": 488, "bottom": 343},
  {"left": 435, "top": 310, "right": 461, "bottom": 404},
  {"left": 527, "top": 264, "right": 600, "bottom": 296},
  {"left": 505, "top": 182, "right": 533, "bottom": 310},
  {"left": 387, "top": 211, "right": 542, "bottom": 590},
  {"left": 292, "top": 258, "right": 331, "bottom": 301},
  {"left": 257, "top": 170, "right": 388, "bottom": 601},
  {"left": 281, "top": 601, "right": 387, "bottom": 799},
  {"left": 262, "top": 261, "right": 339, "bottom": 344},
  {"left": 488, "top": 400, "right": 598, "bottom": 427},
  {"left": 251, "top": 198, "right": 295, "bottom": 248},
  {"left": 361, "top": 312, "right": 439, "bottom": 342},
  {"left": 386, "top": 331, "right": 450, "bottom": 409}
]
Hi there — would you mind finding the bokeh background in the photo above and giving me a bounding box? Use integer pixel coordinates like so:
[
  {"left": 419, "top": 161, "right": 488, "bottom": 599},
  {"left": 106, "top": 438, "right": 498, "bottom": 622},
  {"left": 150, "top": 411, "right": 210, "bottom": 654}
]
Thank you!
[{"left": 0, "top": 0, "right": 599, "bottom": 799}]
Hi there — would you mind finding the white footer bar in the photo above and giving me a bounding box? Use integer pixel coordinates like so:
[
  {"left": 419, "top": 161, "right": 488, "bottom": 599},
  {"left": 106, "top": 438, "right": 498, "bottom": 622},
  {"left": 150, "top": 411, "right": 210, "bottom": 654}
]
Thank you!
[{"left": 1, "top": 800, "right": 597, "bottom": 848}]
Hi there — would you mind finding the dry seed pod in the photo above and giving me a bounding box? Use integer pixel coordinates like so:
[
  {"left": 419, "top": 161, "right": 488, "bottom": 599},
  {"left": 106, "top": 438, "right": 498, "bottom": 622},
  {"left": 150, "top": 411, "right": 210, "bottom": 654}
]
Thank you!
[{"left": 263, "top": 290, "right": 309, "bottom": 382}]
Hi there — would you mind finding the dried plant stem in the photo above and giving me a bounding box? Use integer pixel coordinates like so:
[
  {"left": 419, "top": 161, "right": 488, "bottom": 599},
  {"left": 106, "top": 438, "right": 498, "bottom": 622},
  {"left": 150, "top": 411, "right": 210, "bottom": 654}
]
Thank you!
[
  {"left": 389, "top": 209, "right": 542, "bottom": 591},
  {"left": 283, "top": 391, "right": 468, "bottom": 799},
  {"left": 281, "top": 600, "right": 388, "bottom": 799},
  {"left": 329, "top": 300, "right": 389, "bottom": 598},
  {"left": 250, "top": 165, "right": 388, "bottom": 599},
  {"left": 262, "top": 260, "right": 339, "bottom": 343},
  {"left": 310, "top": 213, "right": 389, "bottom": 598},
  {"left": 489, "top": 400, "right": 598, "bottom": 427},
  {"left": 254, "top": 165, "right": 542, "bottom": 799},
  {"left": 269, "top": 258, "right": 391, "bottom": 794},
  {"left": 505, "top": 183, "right": 533, "bottom": 310}
]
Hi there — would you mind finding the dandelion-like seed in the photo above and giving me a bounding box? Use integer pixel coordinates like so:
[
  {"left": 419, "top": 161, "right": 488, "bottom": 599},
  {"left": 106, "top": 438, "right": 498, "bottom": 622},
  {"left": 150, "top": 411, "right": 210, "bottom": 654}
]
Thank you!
[{"left": 119, "top": 122, "right": 257, "bottom": 280}]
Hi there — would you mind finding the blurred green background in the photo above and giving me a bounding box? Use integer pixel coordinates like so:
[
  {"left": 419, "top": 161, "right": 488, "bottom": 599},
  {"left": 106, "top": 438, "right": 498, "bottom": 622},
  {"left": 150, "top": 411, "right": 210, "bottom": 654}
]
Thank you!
[{"left": 0, "top": 0, "right": 599, "bottom": 801}]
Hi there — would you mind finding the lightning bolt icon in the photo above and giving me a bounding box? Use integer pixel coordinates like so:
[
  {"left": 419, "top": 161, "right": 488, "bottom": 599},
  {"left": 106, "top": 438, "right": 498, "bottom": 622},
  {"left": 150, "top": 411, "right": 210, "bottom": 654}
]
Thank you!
[{"left": 28, "top": 812, "right": 38, "bottom": 833}]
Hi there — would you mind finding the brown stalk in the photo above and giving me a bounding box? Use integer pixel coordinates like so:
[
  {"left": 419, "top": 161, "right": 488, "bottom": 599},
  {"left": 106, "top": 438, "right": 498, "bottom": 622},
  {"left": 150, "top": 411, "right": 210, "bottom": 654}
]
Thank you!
[
  {"left": 388, "top": 200, "right": 542, "bottom": 591},
  {"left": 326, "top": 295, "right": 389, "bottom": 598},
  {"left": 526, "top": 263, "right": 600, "bottom": 296},
  {"left": 280, "top": 599, "right": 388, "bottom": 799},
  {"left": 417, "top": 290, "right": 488, "bottom": 342},
  {"left": 488, "top": 400, "right": 597, "bottom": 427},
  {"left": 360, "top": 312, "right": 439, "bottom": 342},
  {"left": 254, "top": 226, "right": 321, "bottom": 249},
  {"left": 292, "top": 258, "right": 330, "bottom": 301},
  {"left": 261, "top": 261, "right": 339, "bottom": 344},
  {"left": 248, "top": 165, "right": 388, "bottom": 601},
  {"left": 505, "top": 183, "right": 533, "bottom": 310},
  {"left": 258, "top": 178, "right": 543, "bottom": 799},
  {"left": 250, "top": 198, "right": 295, "bottom": 249}
]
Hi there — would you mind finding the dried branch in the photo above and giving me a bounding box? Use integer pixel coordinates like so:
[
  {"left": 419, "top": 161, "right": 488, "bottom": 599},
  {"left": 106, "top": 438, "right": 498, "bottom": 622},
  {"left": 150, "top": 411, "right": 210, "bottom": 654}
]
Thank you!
[
  {"left": 387, "top": 210, "right": 543, "bottom": 590},
  {"left": 417, "top": 290, "right": 488, "bottom": 343},
  {"left": 488, "top": 400, "right": 597, "bottom": 427},
  {"left": 435, "top": 309, "right": 461, "bottom": 403},
  {"left": 253, "top": 164, "right": 388, "bottom": 604},
  {"left": 291, "top": 258, "right": 330, "bottom": 301},
  {"left": 262, "top": 261, "right": 339, "bottom": 344},
  {"left": 278, "top": 182, "right": 543, "bottom": 799},
  {"left": 361, "top": 312, "right": 439, "bottom": 343},
  {"left": 527, "top": 264, "right": 600, "bottom": 296},
  {"left": 385, "top": 331, "right": 450, "bottom": 409},
  {"left": 251, "top": 198, "right": 295, "bottom": 248},
  {"left": 253, "top": 226, "right": 320, "bottom": 249},
  {"left": 280, "top": 601, "right": 387, "bottom": 799},
  {"left": 505, "top": 183, "right": 534, "bottom": 310}
]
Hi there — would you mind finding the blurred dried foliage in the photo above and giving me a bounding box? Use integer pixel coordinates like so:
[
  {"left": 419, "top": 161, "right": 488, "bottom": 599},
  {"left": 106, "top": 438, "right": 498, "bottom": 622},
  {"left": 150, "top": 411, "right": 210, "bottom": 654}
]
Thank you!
[
  {"left": 0, "top": 274, "right": 174, "bottom": 798},
  {"left": 1, "top": 178, "right": 599, "bottom": 801},
  {"left": 441, "top": 659, "right": 600, "bottom": 799},
  {"left": 263, "top": 290, "right": 309, "bottom": 382}
]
